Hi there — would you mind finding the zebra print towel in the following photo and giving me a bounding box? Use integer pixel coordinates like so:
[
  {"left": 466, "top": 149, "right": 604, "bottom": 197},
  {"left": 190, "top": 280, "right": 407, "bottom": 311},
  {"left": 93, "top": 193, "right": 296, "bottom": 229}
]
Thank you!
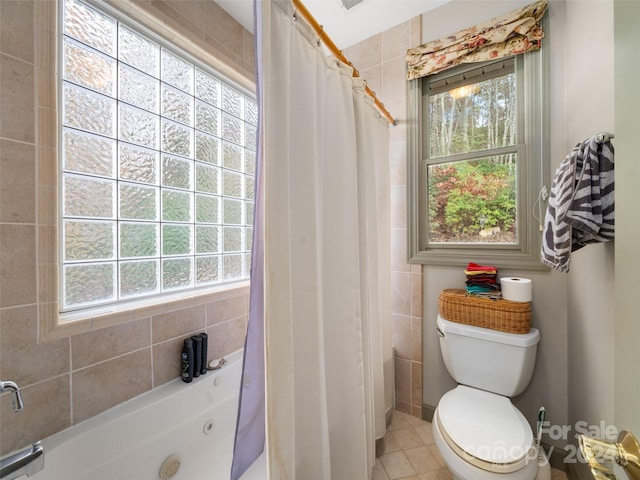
[{"left": 541, "top": 136, "right": 615, "bottom": 272}]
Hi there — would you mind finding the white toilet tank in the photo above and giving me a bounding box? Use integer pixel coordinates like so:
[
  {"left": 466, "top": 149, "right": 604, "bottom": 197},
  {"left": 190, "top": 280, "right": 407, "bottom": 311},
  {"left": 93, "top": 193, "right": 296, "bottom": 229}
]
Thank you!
[{"left": 437, "top": 315, "right": 540, "bottom": 397}]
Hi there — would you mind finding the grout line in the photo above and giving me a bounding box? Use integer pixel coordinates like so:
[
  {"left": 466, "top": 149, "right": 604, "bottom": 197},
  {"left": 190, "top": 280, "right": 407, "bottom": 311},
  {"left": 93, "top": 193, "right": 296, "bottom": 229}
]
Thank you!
[
  {"left": 68, "top": 336, "right": 74, "bottom": 424},
  {"left": 149, "top": 317, "right": 155, "bottom": 389}
]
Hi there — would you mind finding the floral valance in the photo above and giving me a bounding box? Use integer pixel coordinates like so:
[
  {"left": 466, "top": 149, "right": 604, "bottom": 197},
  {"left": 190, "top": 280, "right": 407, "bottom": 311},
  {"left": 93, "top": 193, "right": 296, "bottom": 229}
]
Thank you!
[{"left": 406, "top": 0, "right": 547, "bottom": 81}]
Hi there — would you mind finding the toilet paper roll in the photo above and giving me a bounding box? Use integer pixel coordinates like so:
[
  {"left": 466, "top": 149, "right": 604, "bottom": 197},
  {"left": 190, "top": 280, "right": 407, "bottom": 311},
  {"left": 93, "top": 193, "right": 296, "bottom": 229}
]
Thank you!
[{"left": 501, "top": 277, "right": 532, "bottom": 302}]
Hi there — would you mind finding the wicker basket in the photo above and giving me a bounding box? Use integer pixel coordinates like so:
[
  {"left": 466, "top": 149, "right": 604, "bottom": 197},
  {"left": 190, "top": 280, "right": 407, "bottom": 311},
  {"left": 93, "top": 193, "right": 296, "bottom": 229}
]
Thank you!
[{"left": 438, "top": 289, "right": 531, "bottom": 334}]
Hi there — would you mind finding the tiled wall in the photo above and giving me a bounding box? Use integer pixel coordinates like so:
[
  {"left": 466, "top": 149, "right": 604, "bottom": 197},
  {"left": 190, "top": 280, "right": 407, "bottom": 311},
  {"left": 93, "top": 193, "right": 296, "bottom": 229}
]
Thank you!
[
  {"left": 0, "top": 0, "right": 254, "bottom": 456},
  {"left": 344, "top": 17, "right": 424, "bottom": 418}
]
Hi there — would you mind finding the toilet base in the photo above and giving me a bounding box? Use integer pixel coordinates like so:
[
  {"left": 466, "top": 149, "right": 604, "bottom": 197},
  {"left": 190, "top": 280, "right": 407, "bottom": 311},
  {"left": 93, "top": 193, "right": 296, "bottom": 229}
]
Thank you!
[{"left": 432, "top": 407, "right": 539, "bottom": 480}]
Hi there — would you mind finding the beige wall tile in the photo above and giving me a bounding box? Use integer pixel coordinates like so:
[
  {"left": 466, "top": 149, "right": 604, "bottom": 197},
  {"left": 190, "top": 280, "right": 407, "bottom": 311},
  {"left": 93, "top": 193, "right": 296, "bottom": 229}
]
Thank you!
[
  {"left": 204, "top": 35, "right": 244, "bottom": 74},
  {"left": 0, "top": 139, "right": 36, "bottom": 223},
  {"left": 243, "top": 29, "right": 255, "bottom": 75},
  {"left": 0, "top": 375, "right": 70, "bottom": 456},
  {"left": 391, "top": 271, "right": 411, "bottom": 316},
  {"left": 411, "top": 361, "right": 422, "bottom": 407},
  {"left": 343, "top": 33, "right": 382, "bottom": 71},
  {"left": 395, "top": 357, "right": 411, "bottom": 404},
  {"left": 0, "top": 305, "right": 70, "bottom": 386},
  {"left": 72, "top": 349, "right": 152, "bottom": 423},
  {"left": 35, "top": 7, "right": 56, "bottom": 112},
  {"left": 165, "top": 0, "right": 206, "bottom": 32},
  {"left": 132, "top": 302, "right": 167, "bottom": 322},
  {"left": 0, "top": 224, "right": 37, "bottom": 307},
  {"left": 148, "top": 0, "right": 202, "bottom": 37},
  {"left": 391, "top": 228, "right": 410, "bottom": 273},
  {"left": 37, "top": 225, "right": 56, "bottom": 266},
  {"left": 360, "top": 65, "right": 383, "bottom": 101},
  {"left": 0, "top": 54, "right": 35, "bottom": 144},
  {"left": 207, "top": 317, "right": 247, "bottom": 359},
  {"left": 0, "top": 0, "right": 34, "bottom": 63},
  {"left": 395, "top": 400, "right": 411, "bottom": 415},
  {"left": 411, "top": 405, "right": 422, "bottom": 418},
  {"left": 390, "top": 185, "right": 407, "bottom": 229},
  {"left": 411, "top": 317, "right": 422, "bottom": 362},
  {"left": 37, "top": 185, "right": 57, "bottom": 227},
  {"left": 90, "top": 310, "right": 134, "bottom": 330},
  {"left": 387, "top": 98, "right": 407, "bottom": 144},
  {"left": 152, "top": 337, "right": 184, "bottom": 386},
  {"left": 382, "top": 55, "right": 408, "bottom": 106},
  {"left": 392, "top": 314, "right": 411, "bottom": 360},
  {"left": 411, "top": 272, "right": 423, "bottom": 317},
  {"left": 389, "top": 141, "right": 407, "bottom": 187},
  {"left": 71, "top": 318, "right": 151, "bottom": 369},
  {"left": 37, "top": 146, "right": 57, "bottom": 189},
  {"left": 206, "top": 294, "right": 246, "bottom": 326},
  {"left": 204, "top": 2, "right": 245, "bottom": 58},
  {"left": 37, "top": 107, "right": 56, "bottom": 149},
  {"left": 390, "top": 120, "right": 407, "bottom": 147},
  {"left": 41, "top": 303, "right": 91, "bottom": 341},
  {"left": 382, "top": 22, "right": 411, "bottom": 61},
  {"left": 151, "top": 305, "right": 206, "bottom": 343},
  {"left": 37, "top": 262, "right": 57, "bottom": 305}
]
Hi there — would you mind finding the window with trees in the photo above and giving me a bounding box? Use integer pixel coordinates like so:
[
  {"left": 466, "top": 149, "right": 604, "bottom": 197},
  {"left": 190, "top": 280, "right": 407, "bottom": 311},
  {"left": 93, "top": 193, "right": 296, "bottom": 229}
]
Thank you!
[
  {"left": 61, "top": 0, "right": 256, "bottom": 311},
  {"left": 407, "top": 50, "right": 549, "bottom": 270},
  {"left": 426, "top": 58, "right": 518, "bottom": 244}
]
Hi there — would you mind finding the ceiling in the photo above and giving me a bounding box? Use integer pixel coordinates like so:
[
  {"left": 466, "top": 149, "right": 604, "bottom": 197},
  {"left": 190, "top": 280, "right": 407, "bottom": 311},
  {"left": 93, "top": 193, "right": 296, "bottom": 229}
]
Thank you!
[{"left": 214, "top": 0, "right": 450, "bottom": 50}]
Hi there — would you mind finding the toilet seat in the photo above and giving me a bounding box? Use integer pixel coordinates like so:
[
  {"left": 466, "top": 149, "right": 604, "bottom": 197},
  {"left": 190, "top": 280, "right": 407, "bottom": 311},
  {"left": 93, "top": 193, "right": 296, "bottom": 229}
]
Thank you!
[{"left": 436, "top": 385, "right": 536, "bottom": 474}]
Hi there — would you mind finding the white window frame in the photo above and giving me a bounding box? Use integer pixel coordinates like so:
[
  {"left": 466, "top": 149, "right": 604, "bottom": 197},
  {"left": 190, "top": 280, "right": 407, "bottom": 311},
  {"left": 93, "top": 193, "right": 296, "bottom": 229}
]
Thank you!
[
  {"left": 59, "top": 0, "right": 257, "bottom": 313},
  {"left": 406, "top": 36, "right": 549, "bottom": 271}
]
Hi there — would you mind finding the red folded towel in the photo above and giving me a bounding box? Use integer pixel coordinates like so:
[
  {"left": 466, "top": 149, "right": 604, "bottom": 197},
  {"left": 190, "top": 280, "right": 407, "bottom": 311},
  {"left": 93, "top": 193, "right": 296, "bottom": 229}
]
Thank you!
[{"left": 466, "top": 262, "right": 498, "bottom": 272}]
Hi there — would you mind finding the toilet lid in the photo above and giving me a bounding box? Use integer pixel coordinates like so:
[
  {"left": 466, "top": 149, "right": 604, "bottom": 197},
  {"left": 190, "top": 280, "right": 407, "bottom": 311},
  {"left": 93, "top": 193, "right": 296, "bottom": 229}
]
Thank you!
[{"left": 437, "top": 385, "right": 535, "bottom": 473}]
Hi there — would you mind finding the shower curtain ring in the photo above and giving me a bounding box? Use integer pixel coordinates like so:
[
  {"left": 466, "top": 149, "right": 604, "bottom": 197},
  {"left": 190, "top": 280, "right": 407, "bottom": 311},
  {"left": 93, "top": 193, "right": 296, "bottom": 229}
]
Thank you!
[{"left": 317, "top": 25, "right": 324, "bottom": 47}]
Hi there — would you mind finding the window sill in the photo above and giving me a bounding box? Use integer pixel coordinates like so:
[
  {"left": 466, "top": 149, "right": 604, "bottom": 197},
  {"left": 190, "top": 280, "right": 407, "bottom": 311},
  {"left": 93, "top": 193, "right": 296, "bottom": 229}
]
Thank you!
[
  {"left": 40, "top": 281, "right": 250, "bottom": 342},
  {"left": 409, "top": 249, "right": 549, "bottom": 271}
]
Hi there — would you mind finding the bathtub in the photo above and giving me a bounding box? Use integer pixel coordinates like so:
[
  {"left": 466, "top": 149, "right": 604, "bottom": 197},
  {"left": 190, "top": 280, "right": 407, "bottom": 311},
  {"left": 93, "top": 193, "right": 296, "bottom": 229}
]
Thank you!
[{"left": 28, "top": 349, "right": 265, "bottom": 480}]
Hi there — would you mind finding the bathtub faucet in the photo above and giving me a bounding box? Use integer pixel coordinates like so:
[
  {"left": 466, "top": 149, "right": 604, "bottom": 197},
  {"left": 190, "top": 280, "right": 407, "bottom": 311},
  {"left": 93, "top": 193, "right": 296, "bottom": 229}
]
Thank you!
[
  {"left": 0, "top": 381, "right": 24, "bottom": 413},
  {"left": 0, "top": 442, "right": 44, "bottom": 479}
]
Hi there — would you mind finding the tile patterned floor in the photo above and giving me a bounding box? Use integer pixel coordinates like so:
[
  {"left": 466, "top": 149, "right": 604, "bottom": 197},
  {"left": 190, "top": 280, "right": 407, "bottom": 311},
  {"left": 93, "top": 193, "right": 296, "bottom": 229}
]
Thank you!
[{"left": 374, "top": 411, "right": 569, "bottom": 480}]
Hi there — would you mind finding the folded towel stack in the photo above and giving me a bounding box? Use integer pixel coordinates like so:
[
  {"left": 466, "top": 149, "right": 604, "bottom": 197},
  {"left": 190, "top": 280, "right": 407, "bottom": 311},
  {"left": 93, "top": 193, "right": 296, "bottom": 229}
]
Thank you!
[{"left": 464, "top": 262, "right": 501, "bottom": 299}]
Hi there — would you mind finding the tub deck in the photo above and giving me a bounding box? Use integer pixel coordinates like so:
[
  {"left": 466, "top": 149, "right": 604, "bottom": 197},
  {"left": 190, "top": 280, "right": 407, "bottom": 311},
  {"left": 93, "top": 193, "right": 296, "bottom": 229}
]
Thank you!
[{"left": 25, "top": 349, "right": 265, "bottom": 480}]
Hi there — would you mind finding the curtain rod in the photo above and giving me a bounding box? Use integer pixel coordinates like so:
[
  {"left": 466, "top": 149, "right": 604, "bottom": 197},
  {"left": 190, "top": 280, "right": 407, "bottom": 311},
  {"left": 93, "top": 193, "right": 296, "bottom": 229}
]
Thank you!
[{"left": 291, "top": 0, "right": 398, "bottom": 126}]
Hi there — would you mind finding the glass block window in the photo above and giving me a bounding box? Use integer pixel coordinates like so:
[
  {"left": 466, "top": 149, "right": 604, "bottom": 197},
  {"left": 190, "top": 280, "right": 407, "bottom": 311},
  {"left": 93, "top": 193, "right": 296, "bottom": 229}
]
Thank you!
[{"left": 61, "top": 0, "right": 256, "bottom": 310}]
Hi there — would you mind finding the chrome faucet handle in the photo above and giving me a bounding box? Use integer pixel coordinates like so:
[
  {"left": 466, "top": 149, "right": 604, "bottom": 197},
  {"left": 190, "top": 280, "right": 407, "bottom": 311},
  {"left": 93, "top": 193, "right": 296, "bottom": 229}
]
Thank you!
[
  {"left": 0, "top": 381, "right": 24, "bottom": 413},
  {"left": 579, "top": 430, "right": 640, "bottom": 480}
]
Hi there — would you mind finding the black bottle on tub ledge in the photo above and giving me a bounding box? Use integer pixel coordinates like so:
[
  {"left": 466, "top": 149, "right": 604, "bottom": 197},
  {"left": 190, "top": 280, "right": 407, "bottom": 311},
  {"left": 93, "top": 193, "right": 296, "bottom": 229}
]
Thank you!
[
  {"left": 199, "top": 333, "right": 208, "bottom": 375},
  {"left": 182, "top": 338, "right": 194, "bottom": 383},
  {"left": 191, "top": 334, "right": 203, "bottom": 378}
]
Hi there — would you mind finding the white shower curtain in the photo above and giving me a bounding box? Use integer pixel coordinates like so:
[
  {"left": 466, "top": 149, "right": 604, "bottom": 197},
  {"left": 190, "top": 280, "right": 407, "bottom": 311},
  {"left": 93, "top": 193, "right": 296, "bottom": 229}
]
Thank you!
[{"left": 257, "top": 1, "right": 391, "bottom": 478}]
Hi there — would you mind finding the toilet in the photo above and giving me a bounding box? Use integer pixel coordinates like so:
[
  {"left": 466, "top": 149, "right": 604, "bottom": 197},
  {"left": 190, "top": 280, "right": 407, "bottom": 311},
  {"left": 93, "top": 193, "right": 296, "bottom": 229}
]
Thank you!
[{"left": 432, "top": 314, "right": 541, "bottom": 480}]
